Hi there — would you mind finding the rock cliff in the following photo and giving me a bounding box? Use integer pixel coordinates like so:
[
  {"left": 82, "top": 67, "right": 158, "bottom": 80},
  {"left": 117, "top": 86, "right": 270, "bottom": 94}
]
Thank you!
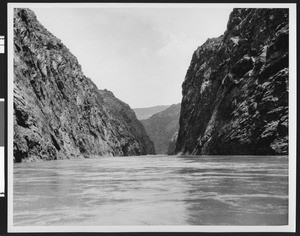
[
  {"left": 176, "top": 8, "right": 288, "bottom": 155},
  {"left": 141, "top": 103, "right": 181, "bottom": 154},
  {"left": 13, "top": 8, "right": 155, "bottom": 162}
]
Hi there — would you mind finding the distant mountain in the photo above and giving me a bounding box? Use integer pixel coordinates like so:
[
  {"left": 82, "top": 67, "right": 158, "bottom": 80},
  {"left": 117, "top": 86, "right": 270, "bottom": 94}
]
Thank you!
[
  {"left": 133, "top": 105, "right": 170, "bottom": 120},
  {"left": 141, "top": 103, "right": 181, "bottom": 154}
]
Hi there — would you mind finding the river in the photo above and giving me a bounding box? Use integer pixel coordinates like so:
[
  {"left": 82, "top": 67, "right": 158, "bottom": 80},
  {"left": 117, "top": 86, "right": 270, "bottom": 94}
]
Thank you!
[{"left": 13, "top": 155, "right": 288, "bottom": 226}]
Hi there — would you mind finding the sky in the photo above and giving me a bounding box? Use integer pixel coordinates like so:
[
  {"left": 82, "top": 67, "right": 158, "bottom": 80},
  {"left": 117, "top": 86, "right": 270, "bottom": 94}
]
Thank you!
[{"left": 31, "top": 5, "right": 233, "bottom": 108}]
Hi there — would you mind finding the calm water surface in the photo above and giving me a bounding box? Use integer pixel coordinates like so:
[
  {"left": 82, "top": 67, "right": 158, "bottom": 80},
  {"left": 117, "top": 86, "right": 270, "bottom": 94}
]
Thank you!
[{"left": 14, "top": 155, "right": 288, "bottom": 226}]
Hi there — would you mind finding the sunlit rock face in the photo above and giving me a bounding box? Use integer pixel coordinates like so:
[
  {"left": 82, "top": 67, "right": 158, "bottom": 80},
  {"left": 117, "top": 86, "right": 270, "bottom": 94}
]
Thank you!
[
  {"left": 13, "top": 8, "right": 155, "bottom": 162},
  {"left": 176, "top": 8, "right": 288, "bottom": 155}
]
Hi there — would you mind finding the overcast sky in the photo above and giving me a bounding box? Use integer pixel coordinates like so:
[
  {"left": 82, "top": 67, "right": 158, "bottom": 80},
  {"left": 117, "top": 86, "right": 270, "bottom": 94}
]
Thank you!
[{"left": 31, "top": 5, "right": 233, "bottom": 108}]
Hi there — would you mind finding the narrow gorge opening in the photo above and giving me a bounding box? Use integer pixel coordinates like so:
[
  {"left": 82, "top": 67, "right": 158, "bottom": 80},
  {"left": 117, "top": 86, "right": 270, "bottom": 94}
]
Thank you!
[{"left": 133, "top": 103, "right": 181, "bottom": 155}]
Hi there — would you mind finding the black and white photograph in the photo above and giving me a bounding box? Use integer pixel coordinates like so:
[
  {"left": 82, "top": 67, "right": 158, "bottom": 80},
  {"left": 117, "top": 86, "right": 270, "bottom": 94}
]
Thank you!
[{"left": 5, "top": 2, "right": 297, "bottom": 233}]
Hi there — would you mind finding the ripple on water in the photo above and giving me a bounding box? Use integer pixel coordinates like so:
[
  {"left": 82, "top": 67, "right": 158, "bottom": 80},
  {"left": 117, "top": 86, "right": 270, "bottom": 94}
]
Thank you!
[{"left": 13, "top": 155, "right": 288, "bottom": 226}]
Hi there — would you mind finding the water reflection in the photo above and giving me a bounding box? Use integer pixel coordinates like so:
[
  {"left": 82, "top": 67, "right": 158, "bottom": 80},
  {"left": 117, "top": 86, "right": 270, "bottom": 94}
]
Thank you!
[{"left": 13, "top": 155, "right": 288, "bottom": 226}]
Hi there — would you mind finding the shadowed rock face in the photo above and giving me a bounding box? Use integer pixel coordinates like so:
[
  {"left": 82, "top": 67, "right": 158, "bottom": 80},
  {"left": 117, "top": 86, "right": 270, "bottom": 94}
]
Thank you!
[
  {"left": 176, "top": 8, "right": 288, "bottom": 155},
  {"left": 13, "top": 8, "right": 155, "bottom": 162},
  {"left": 140, "top": 103, "right": 181, "bottom": 154}
]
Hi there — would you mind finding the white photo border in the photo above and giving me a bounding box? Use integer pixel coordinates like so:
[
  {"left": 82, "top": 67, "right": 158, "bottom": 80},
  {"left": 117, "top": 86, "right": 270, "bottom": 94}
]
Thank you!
[{"left": 7, "top": 2, "right": 297, "bottom": 233}]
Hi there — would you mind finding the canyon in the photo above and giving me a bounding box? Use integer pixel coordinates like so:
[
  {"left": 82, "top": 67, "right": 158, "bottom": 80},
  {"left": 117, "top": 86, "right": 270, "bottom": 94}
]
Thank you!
[{"left": 13, "top": 8, "right": 289, "bottom": 162}]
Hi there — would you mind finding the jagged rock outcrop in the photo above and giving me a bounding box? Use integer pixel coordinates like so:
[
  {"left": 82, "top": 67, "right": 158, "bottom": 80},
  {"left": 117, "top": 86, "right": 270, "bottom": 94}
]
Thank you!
[
  {"left": 141, "top": 103, "right": 181, "bottom": 154},
  {"left": 134, "top": 105, "right": 170, "bottom": 120},
  {"left": 13, "top": 8, "right": 155, "bottom": 162},
  {"left": 176, "top": 8, "right": 288, "bottom": 155}
]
